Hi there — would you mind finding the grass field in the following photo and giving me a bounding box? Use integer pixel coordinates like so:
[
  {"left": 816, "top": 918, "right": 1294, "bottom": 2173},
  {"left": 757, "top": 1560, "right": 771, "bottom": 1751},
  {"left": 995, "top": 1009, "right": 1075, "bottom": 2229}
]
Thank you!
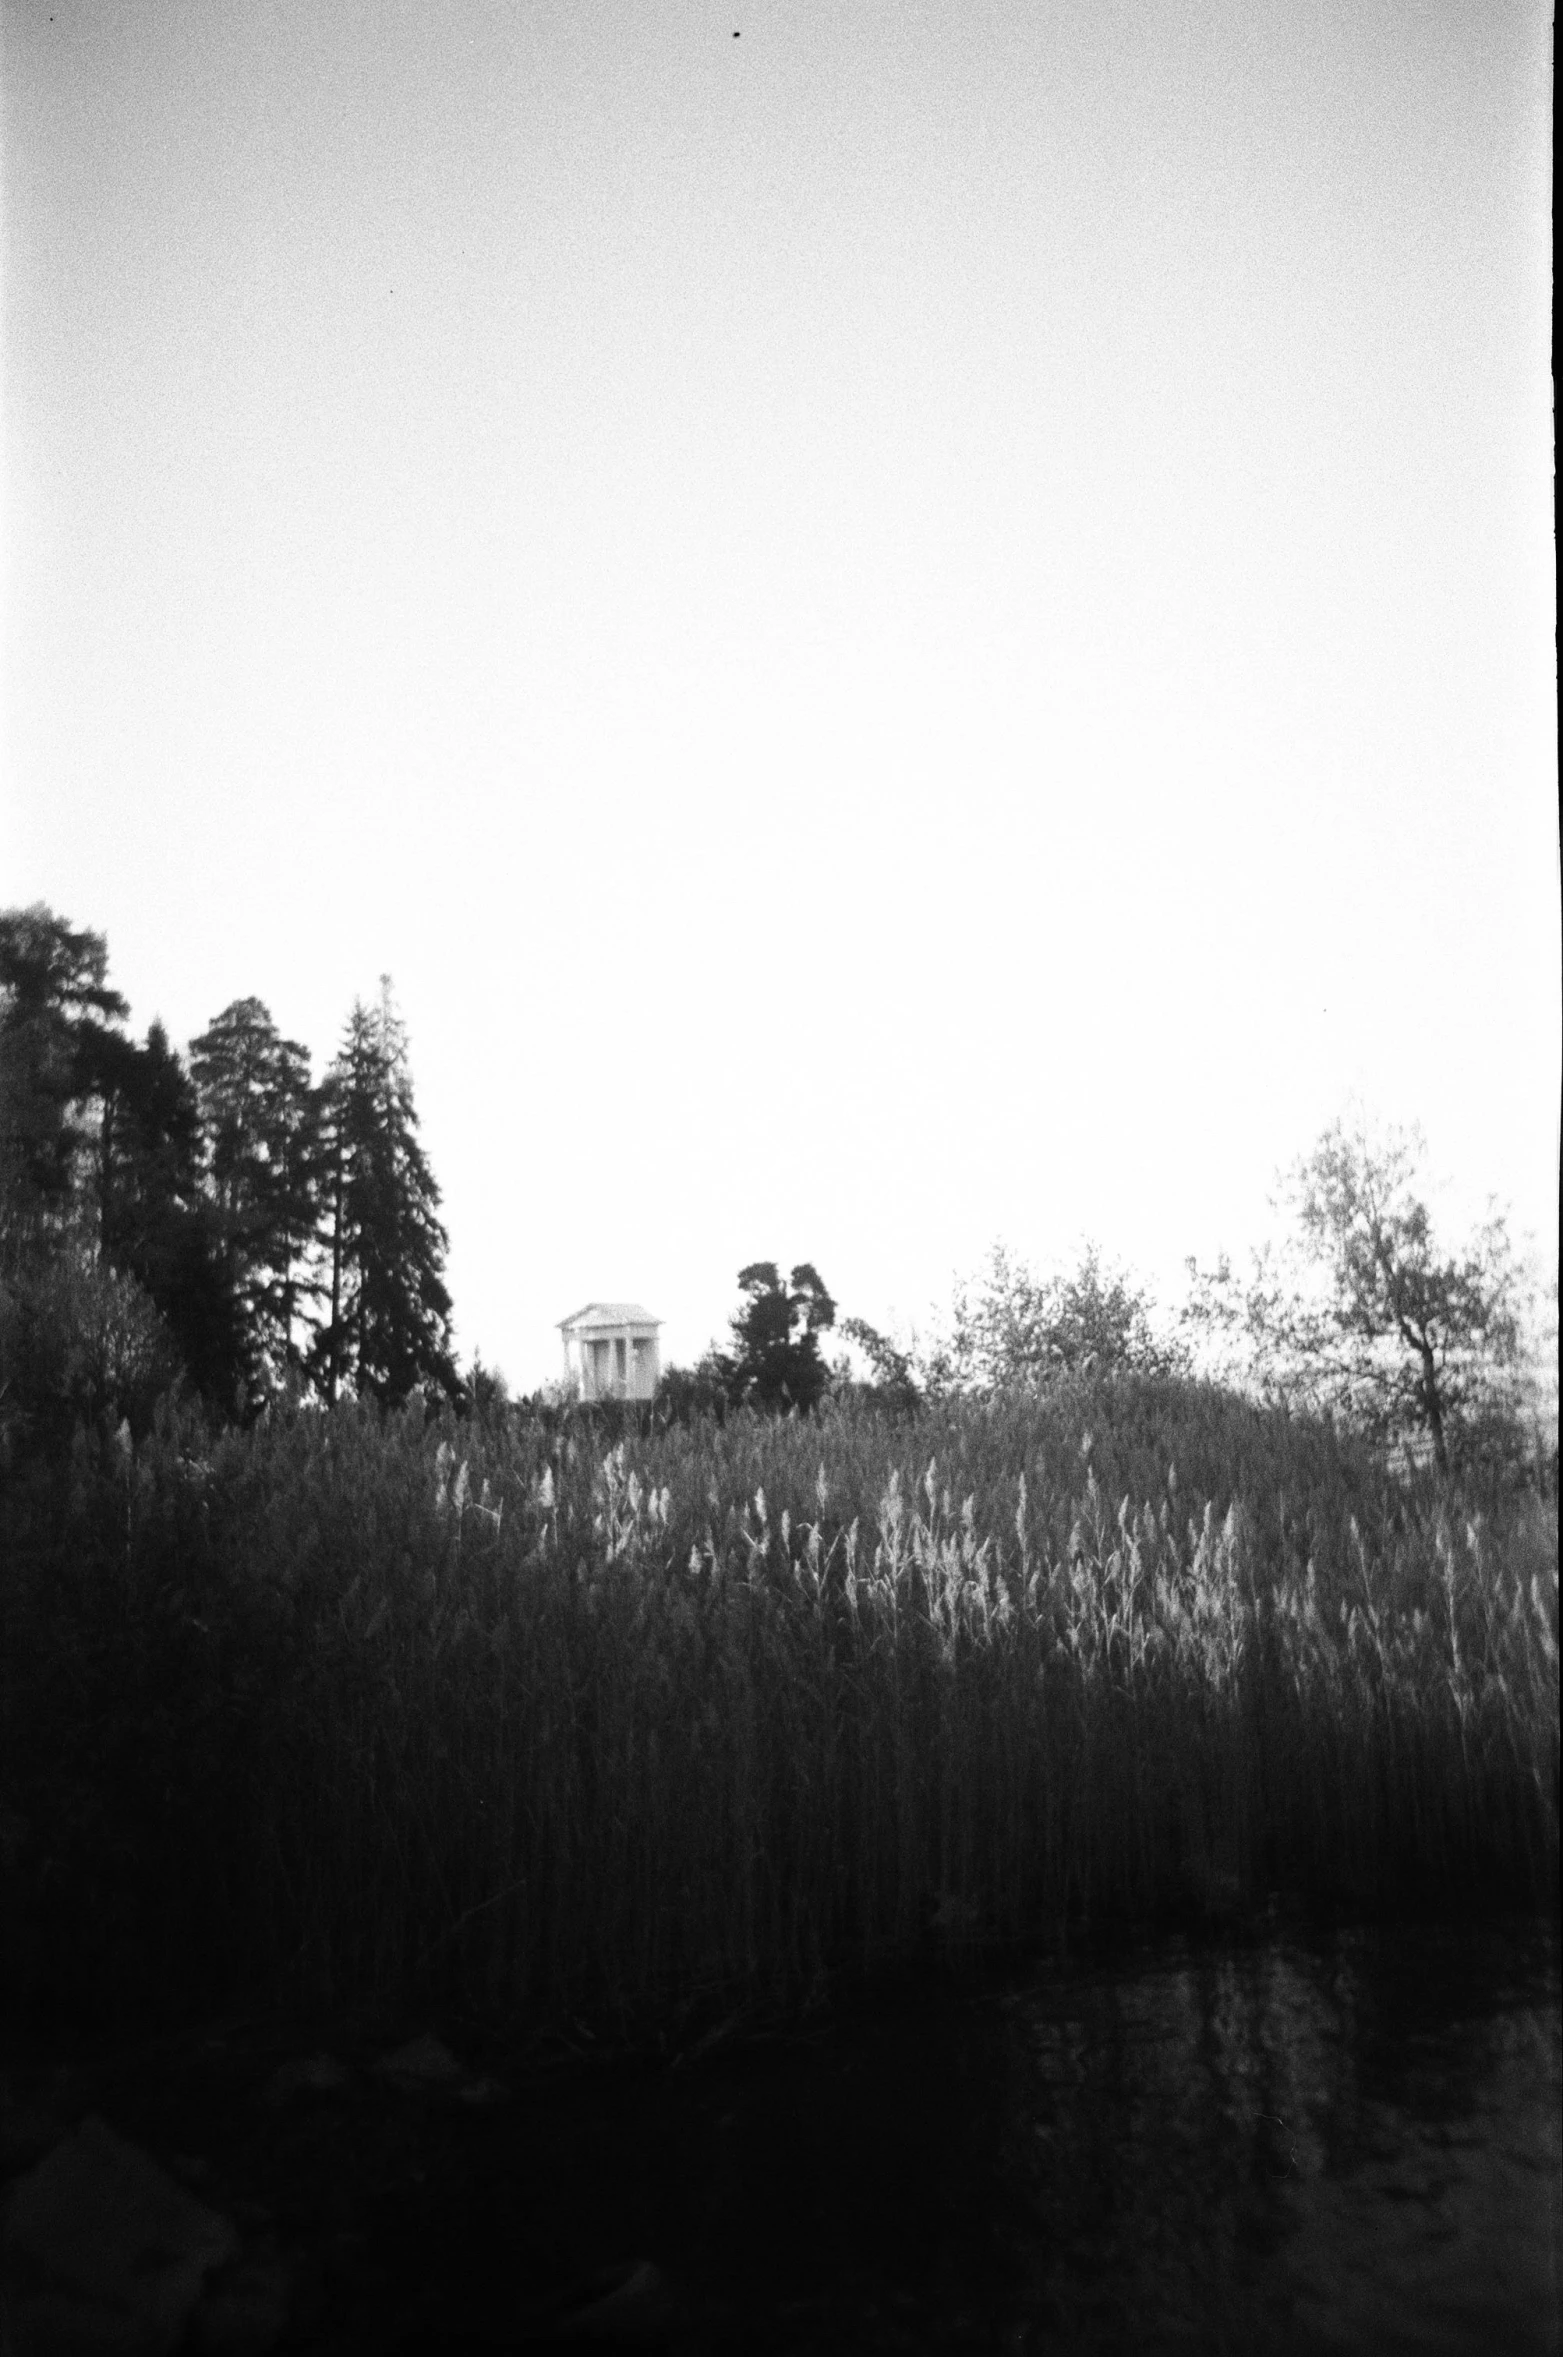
[{"left": 2, "top": 1375, "right": 1556, "bottom": 2044}]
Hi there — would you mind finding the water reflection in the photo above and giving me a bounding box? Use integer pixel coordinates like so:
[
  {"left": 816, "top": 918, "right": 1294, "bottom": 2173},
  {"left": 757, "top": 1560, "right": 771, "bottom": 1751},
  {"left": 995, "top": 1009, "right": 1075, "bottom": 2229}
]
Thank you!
[{"left": 988, "top": 1919, "right": 1560, "bottom": 2354}]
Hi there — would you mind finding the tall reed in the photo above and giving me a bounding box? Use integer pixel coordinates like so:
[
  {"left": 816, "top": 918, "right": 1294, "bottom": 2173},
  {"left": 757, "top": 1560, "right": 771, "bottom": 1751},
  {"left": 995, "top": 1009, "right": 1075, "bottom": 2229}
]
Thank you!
[{"left": 2, "top": 1378, "right": 1555, "bottom": 2039}]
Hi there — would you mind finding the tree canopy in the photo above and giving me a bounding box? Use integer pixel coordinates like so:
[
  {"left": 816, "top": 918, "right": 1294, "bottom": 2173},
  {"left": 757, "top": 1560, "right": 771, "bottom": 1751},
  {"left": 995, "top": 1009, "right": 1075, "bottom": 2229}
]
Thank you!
[
  {"left": 837, "top": 1315, "right": 922, "bottom": 1414},
  {"left": 1, "top": 907, "right": 460, "bottom": 1443},
  {"left": 92, "top": 1018, "right": 247, "bottom": 1412},
  {"left": 190, "top": 996, "right": 322, "bottom": 1393},
  {"left": 0, "top": 905, "right": 129, "bottom": 1269},
  {"left": 927, "top": 1241, "right": 1185, "bottom": 1396},
  {"left": 314, "top": 983, "right": 459, "bottom": 1408},
  {"left": 1184, "top": 1114, "right": 1539, "bottom": 1478},
  {"left": 724, "top": 1260, "right": 838, "bottom": 1414}
]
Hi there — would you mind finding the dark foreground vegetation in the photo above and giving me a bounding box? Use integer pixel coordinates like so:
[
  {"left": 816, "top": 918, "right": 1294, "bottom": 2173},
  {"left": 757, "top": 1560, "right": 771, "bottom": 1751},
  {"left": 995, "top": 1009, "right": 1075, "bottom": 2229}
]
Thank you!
[{"left": 3, "top": 1376, "right": 1556, "bottom": 2053}]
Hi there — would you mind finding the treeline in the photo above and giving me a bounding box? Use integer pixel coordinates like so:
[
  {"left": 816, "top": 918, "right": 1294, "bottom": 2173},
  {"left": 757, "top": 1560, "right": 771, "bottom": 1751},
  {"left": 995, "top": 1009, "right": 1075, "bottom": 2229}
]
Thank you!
[
  {"left": 0, "top": 904, "right": 458, "bottom": 1456},
  {"left": 663, "top": 1190, "right": 1555, "bottom": 1498},
  {"left": 657, "top": 1251, "right": 1193, "bottom": 1427}
]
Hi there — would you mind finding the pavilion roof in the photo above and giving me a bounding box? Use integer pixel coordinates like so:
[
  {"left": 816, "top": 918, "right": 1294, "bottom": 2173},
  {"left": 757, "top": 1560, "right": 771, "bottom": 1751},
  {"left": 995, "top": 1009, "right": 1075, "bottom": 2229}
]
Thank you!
[{"left": 557, "top": 1302, "right": 661, "bottom": 1332}]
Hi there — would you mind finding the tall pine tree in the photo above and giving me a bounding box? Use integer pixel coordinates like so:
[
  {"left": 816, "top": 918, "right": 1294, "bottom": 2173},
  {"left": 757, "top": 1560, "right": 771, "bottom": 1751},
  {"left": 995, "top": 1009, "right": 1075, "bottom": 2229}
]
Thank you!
[
  {"left": 190, "top": 997, "right": 324, "bottom": 1394},
  {"left": 313, "top": 980, "right": 457, "bottom": 1407}
]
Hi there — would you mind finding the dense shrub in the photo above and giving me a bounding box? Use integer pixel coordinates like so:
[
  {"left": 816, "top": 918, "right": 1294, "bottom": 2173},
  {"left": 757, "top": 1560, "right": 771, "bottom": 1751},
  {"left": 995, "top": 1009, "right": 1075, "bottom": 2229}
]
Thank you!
[{"left": 0, "top": 1249, "right": 184, "bottom": 1467}]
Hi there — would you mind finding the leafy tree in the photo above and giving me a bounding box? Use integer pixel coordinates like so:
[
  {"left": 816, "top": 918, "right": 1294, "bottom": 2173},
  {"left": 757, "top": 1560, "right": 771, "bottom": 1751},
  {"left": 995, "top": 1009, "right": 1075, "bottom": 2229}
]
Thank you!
[
  {"left": 726, "top": 1260, "right": 837, "bottom": 1414},
  {"left": 0, "top": 1247, "right": 181, "bottom": 1463},
  {"left": 837, "top": 1315, "right": 922, "bottom": 1414},
  {"left": 0, "top": 905, "right": 128, "bottom": 1269},
  {"left": 313, "top": 981, "right": 458, "bottom": 1407},
  {"left": 929, "top": 1241, "right": 1184, "bottom": 1395},
  {"left": 1184, "top": 1114, "right": 1534, "bottom": 1478},
  {"left": 189, "top": 997, "right": 323, "bottom": 1391}
]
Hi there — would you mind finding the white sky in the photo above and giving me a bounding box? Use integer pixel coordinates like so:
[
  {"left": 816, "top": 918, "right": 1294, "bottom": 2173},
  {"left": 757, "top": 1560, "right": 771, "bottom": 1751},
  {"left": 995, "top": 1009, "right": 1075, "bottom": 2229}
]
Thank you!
[{"left": 2, "top": 0, "right": 1556, "bottom": 1390}]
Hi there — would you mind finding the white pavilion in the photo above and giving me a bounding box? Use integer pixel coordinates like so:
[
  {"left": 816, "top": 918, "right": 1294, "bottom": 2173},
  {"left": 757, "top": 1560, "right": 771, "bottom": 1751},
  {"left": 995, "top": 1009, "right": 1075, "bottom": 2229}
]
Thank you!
[{"left": 557, "top": 1303, "right": 662, "bottom": 1402}]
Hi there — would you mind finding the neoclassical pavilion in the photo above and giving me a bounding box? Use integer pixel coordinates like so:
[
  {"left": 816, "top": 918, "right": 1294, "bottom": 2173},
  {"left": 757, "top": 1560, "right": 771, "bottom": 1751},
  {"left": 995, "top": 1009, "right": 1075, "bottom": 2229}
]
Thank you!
[{"left": 557, "top": 1303, "right": 662, "bottom": 1402}]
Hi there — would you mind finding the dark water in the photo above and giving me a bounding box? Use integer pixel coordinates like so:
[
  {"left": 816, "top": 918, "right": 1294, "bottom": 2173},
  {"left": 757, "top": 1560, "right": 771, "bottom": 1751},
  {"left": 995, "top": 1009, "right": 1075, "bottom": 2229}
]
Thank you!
[
  {"left": 561, "top": 1914, "right": 1556, "bottom": 2356},
  {"left": 370, "top": 1914, "right": 1559, "bottom": 2353},
  {"left": 964, "top": 1918, "right": 1561, "bottom": 2354},
  {"left": 5, "top": 1915, "right": 1557, "bottom": 2353}
]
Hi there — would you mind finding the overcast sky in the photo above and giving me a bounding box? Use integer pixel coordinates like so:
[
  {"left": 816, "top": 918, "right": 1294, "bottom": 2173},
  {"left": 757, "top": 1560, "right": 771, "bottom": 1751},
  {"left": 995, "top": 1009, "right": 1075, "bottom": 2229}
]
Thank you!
[{"left": 2, "top": 0, "right": 1555, "bottom": 1390}]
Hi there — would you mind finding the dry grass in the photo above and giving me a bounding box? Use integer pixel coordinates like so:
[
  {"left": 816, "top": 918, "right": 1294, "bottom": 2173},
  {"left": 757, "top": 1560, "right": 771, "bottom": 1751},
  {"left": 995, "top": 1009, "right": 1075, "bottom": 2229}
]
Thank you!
[{"left": 2, "top": 1376, "right": 1556, "bottom": 2041}]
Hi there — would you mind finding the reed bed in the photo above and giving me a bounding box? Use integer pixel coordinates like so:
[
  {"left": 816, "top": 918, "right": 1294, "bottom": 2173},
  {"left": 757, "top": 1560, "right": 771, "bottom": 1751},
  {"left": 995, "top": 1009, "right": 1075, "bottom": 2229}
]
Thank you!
[{"left": 2, "top": 1378, "right": 1556, "bottom": 2040}]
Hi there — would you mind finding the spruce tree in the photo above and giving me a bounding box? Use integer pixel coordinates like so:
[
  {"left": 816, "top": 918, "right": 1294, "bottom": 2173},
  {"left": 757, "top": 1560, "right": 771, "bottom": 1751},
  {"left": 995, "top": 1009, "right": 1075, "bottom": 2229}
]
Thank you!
[
  {"left": 190, "top": 997, "right": 324, "bottom": 1392},
  {"left": 313, "top": 980, "right": 457, "bottom": 1407}
]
